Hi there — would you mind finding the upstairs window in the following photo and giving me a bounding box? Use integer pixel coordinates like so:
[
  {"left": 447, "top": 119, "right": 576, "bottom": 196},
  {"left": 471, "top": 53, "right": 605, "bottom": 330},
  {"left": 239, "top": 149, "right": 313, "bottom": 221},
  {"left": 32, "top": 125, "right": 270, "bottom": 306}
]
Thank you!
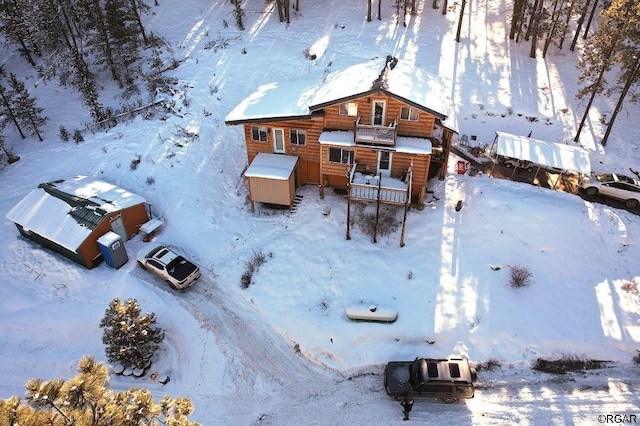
[
  {"left": 400, "top": 107, "right": 419, "bottom": 121},
  {"left": 339, "top": 102, "right": 358, "bottom": 117},
  {"left": 328, "top": 147, "right": 354, "bottom": 164},
  {"left": 251, "top": 126, "right": 268, "bottom": 142},
  {"left": 290, "top": 129, "right": 306, "bottom": 146}
]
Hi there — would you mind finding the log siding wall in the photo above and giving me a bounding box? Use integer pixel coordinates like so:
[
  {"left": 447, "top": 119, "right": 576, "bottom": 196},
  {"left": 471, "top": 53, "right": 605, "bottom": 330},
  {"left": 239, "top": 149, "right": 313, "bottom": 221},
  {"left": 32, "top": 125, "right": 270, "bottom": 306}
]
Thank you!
[
  {"left": 322, "top": 92, "right": 436, "bottom": 139},
  {"left": 237, "top": 91, "right": 449, "bottom": 205}
]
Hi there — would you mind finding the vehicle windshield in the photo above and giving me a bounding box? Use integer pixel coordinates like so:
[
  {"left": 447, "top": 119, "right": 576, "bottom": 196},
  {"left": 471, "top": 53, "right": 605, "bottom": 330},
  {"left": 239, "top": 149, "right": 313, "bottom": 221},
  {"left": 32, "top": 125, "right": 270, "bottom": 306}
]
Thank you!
[
  {"left": 617, "top": 174, "right": 639, "bottom": 185},
  {"left": 408, "top": 359, "right": 424, "bottom": 390},
  {"left": 595, "top": 173, "right": 616, "bottom": 183},
  {"left": 146, "top": 245, "right": 166, "bottom": 259}
]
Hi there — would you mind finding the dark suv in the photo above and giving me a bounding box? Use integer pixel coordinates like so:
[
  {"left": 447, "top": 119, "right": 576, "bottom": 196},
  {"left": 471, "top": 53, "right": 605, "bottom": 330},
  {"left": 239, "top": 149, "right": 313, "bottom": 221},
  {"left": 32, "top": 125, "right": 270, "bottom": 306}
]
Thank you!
[{"left": 384, "top": 357, "right": 477, "bottom": 404}]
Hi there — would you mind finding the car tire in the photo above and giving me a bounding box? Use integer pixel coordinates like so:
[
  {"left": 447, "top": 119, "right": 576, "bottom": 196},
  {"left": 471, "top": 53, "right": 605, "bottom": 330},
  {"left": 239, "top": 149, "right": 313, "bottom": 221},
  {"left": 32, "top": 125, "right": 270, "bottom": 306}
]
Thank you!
[
  {"left": 441, "top": 397, "right": 458, "bottom": 404},
  {"left": 585, "top": 187, "right": 598, "bottom": 196},
  {"left": 505, "top": 162, "right": 513, "bottom": 168},
  {"left": 137, "top": 260, "right": 147, "bottom": 270},
  {"left": 624, "top": 199, "right": 639, "bottom": 209},
  {"left": 526, "top": 167, "right": 534, "bottom": 173}
]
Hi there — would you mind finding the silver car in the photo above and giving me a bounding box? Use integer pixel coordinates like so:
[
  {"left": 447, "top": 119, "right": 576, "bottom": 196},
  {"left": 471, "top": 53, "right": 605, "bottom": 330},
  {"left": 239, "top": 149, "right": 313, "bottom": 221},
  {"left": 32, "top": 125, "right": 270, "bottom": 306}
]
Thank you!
[
  {"left": 580, "top": 173, "right": 640, "bottom": 209},
  {"left": 137, "top": 245, "right": 201, "bottom": 290}
]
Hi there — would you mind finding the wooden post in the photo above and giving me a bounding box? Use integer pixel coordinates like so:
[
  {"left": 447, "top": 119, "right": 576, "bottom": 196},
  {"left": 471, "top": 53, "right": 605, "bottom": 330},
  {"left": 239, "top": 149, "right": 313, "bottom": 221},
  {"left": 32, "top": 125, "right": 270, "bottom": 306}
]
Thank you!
[
  {"left": 400, "top": 187, "right": 410, "bottom": 247},
  {"left": 346, "top": 183, "right": 351, "bottom": 241},
  {"left": 373, "top": 172, "right": 382, "bottom": 243},
  {"left": 400, "top": 163, "right": 412, "bottom": 247},
  {"left": 248, "top": 180, "right": 255, "bottom": 213},
  {"left": 455, "top": 0, "right": 467, "bottom": 42},
  {"left": 346, "top": 165, "right": 351, "bottom": 240}
]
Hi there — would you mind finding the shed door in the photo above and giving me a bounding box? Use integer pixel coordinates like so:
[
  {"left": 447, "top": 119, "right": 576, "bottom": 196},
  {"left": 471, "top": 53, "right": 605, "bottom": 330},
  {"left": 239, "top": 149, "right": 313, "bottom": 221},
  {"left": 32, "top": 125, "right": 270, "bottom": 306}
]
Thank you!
[
  {"left": 110, "top": 215, "right": 127, "bottom": 241},
  {"left": 273, "top": 129, "right": 285, "bottom": 154}
]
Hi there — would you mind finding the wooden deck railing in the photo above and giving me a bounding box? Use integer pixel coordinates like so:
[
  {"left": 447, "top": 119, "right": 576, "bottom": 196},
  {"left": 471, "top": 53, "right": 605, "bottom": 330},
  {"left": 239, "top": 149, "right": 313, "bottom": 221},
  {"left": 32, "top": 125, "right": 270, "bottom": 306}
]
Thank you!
[
  {"left": 354, "top": 117, "right": 397, "bottom": 146},
  {"left": 348, "top": 164, "right": 408, "bottom": 205}
]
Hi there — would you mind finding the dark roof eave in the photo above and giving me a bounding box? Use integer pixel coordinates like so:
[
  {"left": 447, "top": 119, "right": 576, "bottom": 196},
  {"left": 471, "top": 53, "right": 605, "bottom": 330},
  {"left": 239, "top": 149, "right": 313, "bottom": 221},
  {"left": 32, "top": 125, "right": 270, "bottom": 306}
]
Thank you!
[
  {"left": 308, "top": 90, "right": 377, "bottom": 112},
  {"left": 381, "top": 89, "right": 447, "bottom": 120},
  {"left": 225, "top": 114, "right": 315, "bottom": 126}
]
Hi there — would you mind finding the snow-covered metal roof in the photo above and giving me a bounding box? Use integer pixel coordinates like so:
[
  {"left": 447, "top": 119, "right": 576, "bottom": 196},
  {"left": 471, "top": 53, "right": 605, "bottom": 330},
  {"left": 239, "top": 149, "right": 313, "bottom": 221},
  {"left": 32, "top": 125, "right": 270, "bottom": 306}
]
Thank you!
[
  {"left": 396, "top": 136, "right": 433, "bottom": 155},
  {"left": 309, "top": 57, "right": 390, "bottom": 108},
  {"left": 318, "top": 131, "right": 355, "bottom": 147},
  {"left": 310, "top": 57, "right": 450, "bottom": 117},
  {"left": 225, "top": 56, "right": 454, "bottom": 130},
  {"left": 244, "top": 153, "right": 299, "bottom": 180},
  {"left": 5, "top": 176, "right": 146, "bottom": 253},
  {"left": 225, "top": 81, "right": 319, "bottom": 124},
  {"left": 494, "top": 131, "right": 591, "bottom": 174},
  {"left": 318, "top": 131, "right": 432, "bottom": 155}
]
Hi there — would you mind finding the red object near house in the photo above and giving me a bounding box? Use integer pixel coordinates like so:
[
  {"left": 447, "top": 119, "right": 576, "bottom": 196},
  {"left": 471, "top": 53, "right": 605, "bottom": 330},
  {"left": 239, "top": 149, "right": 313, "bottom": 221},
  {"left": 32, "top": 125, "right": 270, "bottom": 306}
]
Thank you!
[{"left": 457, "top": 161, "right": 467, "bottom": 174}]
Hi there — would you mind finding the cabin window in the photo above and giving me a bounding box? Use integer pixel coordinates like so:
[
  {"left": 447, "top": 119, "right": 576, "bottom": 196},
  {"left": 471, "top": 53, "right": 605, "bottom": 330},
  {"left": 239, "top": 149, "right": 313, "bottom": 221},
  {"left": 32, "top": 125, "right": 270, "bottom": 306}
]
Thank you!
[
  {"left": 251, "top": 126, "right": 268, "bottom": 142},
  {"left": 328, "top": 147, "right": 354, "bottom": 164},
  {"left": 339, "top": 102, "right": 358, "bottom": 117},
  {"left": 290, "top": 129, "right": 306, "bottom": 146},
  {"left": 400, "top": 107, "right": 419, "bottom": 121}
]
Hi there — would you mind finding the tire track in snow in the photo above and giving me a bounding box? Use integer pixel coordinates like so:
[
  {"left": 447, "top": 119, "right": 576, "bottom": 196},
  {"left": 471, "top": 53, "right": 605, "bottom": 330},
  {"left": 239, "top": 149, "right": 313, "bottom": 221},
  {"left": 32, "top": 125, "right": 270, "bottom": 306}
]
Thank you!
[{"left": 177, "top": 276, "right": 340, "bottom": 402}]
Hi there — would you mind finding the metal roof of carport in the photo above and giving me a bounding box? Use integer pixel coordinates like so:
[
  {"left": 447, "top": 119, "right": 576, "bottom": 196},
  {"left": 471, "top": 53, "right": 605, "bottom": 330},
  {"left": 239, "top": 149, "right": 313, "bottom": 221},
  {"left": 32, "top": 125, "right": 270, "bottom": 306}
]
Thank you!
[{"left": 493, "top": 131, "right": 591, "bottom": 174}]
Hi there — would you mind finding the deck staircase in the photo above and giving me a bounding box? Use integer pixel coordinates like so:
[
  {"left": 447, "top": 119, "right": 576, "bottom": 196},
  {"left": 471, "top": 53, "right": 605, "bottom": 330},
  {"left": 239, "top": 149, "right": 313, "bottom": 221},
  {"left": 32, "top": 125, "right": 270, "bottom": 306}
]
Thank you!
[{"left": 290, "top": 194, "right": 304, "bottom": 213}]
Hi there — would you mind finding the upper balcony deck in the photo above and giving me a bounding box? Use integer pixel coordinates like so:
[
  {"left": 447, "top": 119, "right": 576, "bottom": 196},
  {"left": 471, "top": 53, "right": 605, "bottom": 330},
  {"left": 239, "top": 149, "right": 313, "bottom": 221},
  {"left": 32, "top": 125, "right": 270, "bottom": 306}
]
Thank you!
[{"left": 354, "top": 116, "right": 397, "bottom": 146}]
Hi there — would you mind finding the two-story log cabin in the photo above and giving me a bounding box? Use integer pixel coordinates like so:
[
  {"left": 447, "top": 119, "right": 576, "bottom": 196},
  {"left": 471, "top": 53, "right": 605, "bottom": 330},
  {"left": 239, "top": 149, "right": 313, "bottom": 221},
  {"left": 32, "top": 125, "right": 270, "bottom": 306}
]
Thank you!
[{"left": 225, "top": 56, "right": 456, "bottom": 210}]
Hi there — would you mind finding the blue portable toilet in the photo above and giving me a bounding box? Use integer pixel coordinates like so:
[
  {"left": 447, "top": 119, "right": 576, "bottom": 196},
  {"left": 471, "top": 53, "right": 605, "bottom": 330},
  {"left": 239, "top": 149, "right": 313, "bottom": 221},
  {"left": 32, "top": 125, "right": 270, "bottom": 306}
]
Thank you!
[{"left": 97, "top": 231, "right": 128, "bottom": 269}]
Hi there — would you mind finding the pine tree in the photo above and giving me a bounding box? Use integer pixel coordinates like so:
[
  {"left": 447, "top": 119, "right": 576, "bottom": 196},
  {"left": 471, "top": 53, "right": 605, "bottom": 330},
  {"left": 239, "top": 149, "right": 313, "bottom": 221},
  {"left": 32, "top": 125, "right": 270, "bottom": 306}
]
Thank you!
[
  {"left": 231, "top": 0, "right": 245, "bottom": 30},
  {"left": 0, "top": 0, "right": 41, "bottom": 66},
  {"left": 1, "top": 356, "right": 199, "bottom": 425},
  {"left": 0, "top": 66, "right": 25, "bottom": 139},
  {"left": 0, "top": 83, "right": 25, "bottom": 139},
  {"left": 100, "top": 298, "right": 165, "bottom": 369},
  {"left": 574, "top": 0, "right": 637, "bottom": 142},
  {"left": 0, "top": 134, "right": 21, "bottom": 165},
  {"left": 128, "top": 0, "right": 151, "bottom": 46},
  {"left": 510, "top": 0, "right": 528, "bottom": 40},
  {"left": 7, "top": 73, "right": 48, "bottom": 141},
  {"left": 455, "top": 0, "right": 467, "bottom": 42},
  {"left": 104, "top": 0, "right": 147, "bottom": 91},
  {"left": 599, "top": 0, "right": 640, "bottom": 145},
  {"left": 570, "top": 0, "right": 592, "bottom": 51}
]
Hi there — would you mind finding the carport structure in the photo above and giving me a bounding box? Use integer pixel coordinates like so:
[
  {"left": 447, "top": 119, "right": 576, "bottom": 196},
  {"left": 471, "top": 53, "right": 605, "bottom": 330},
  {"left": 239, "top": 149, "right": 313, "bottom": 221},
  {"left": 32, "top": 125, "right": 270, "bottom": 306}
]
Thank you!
[{"left": 489, "top": 131, "right": 591, "bottom": 187}]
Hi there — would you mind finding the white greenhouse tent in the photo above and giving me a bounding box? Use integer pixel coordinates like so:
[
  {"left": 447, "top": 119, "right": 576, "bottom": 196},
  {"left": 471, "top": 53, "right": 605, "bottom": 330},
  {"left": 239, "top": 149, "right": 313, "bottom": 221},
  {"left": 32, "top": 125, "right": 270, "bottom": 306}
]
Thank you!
[{"left": 490, "top": 131, "right": 591, "bottom": 176}]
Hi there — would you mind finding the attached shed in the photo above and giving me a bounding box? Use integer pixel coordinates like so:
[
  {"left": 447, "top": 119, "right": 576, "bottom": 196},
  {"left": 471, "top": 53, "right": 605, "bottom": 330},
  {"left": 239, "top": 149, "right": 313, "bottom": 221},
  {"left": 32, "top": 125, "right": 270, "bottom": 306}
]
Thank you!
[
  {"left": 491, "top": 131, "right": 591, "bottom": 175},
  {"left": 245, "top": 153, "right": 299, "bottom": 212},
  {"left": 5, "top": 176, "right": 150, "bottom": 268}
]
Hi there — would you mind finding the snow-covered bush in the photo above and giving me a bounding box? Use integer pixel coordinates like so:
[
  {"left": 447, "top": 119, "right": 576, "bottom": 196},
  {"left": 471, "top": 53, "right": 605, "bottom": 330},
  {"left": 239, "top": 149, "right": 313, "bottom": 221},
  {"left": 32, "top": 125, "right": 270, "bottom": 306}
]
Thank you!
[{"left": 99, "top": 298, "right": 165, "bottom": 369}]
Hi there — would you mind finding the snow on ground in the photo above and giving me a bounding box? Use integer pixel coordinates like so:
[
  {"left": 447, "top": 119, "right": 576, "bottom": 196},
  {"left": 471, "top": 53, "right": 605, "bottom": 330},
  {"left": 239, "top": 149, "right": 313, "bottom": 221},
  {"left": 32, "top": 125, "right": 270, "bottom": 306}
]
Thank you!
[{"left": 1, "top": 0, "right": 640, "bottom": 424}]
